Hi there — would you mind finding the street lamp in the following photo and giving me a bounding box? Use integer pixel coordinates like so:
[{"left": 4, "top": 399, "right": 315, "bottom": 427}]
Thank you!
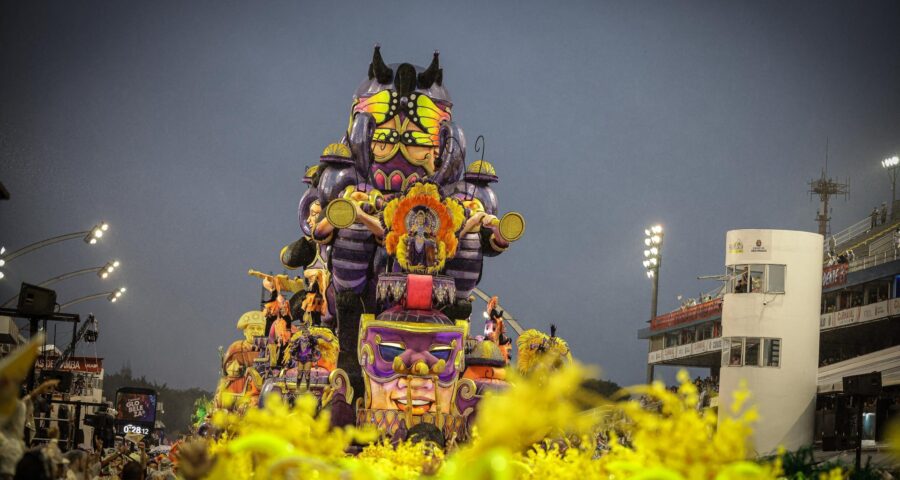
[
  {"left": 98, "top": 260, "right": 120, "bottom": 279},
  {"left": 84, "top": 223, "right": 109, "bottom": 245},
  {"left": 59, "top": 287, "right": 127, "bottom": 310},
  {"left": 0, "top": 222, "right": 110, "bottom": 279},
  {"left": 1, "top": 260, "right": 123, "bottom": 307},
  {"left": 882, "top": 155, "right": 900, "bottom": 216},
  {"left": 108, "top": 287, "right": 127, "bottom": 303},
  {"left": 641, "top": 224, "right": 664, "bottom": 383}
]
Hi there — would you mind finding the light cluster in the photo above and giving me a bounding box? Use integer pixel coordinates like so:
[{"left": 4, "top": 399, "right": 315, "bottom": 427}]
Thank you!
[
  {"left": 98, "top": 260, "right": 121, "bottom": 279},
  {"left": 83, "top": 222, "right": 109, "bottom": 245},
  {"left": 108, "top": 286, "right": 127, "bottom": 303},
  {"left": 882, "top": 155, "right": 900, "bottom": 169},
  {"left": 642, "top": 225, "right": 664, "bottom": 279}
]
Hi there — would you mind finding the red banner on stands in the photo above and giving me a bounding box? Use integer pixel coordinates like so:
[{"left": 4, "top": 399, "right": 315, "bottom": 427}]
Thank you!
[
  {"left": 822, "top": 263, "right": 848, "bottom": 289},
  {"left": 650, "top": 299, "right": 722, "bottom": 331},
  {"left": 35, "top": 356, "right": 103, "bottom": 374}
]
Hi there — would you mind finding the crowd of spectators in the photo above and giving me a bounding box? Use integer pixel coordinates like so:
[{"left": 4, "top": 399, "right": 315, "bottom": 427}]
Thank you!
[
  {"left": 825, "top": 249, "right": 854, "bottom": 266},
  {"left": 638, "top": 376, "right": 719, "bottom": 413},
  {"left": 869, "top": 203, "right": 889, "bottom": 230},
  {"left": 1, "top": 380, "right": 178, "bottom": 480}
]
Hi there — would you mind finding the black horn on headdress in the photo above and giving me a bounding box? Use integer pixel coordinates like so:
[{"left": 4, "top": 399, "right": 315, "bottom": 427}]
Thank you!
[
  {"left": 417, "top": 50, "right": 443, "bottom": 88},
  {"left": 394, "top": 63, "right": 417, "bottom": 98},
  {"left": 368, "top": 44, "right": 393, "bottom": 84}
]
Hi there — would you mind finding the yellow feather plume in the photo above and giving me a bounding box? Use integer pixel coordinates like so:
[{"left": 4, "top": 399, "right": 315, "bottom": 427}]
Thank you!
[{"left": 515, "top": 329, "right": 573, "bottom": 375}]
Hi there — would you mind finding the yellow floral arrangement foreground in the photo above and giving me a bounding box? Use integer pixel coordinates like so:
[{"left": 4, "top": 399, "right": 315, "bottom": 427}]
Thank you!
[{"left": 187, "top": 364, "right": 850, "bottom": 480}]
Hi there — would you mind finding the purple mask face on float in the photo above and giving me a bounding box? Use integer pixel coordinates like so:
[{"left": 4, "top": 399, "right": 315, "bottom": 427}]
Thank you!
[{"left": 359, "top": 317, "right": 466, "bottom": 415}]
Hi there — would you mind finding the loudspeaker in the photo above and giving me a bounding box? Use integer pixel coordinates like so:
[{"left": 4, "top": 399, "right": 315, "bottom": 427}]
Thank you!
[
  {"left": 16, "top": 283, "right": 57, "bottom": 316},
  {"left": 843, "top": 372, "right": 882, "bottom": 396},
  {"left": 820, "top": 395, "right": 857, "bottom": 451}
]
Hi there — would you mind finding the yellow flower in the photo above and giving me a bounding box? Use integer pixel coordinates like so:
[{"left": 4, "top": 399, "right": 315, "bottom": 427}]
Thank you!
[{"left": 195, "top": 365, "right": 844, "bottom": 479}]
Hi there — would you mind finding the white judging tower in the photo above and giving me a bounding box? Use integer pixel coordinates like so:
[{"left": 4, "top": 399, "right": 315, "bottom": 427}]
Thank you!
[{"left": 719, "top": 229, "right": 823, "bottom": 454}]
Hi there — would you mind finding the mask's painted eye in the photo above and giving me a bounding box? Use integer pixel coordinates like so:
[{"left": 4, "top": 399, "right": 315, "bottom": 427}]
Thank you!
[
  {"left": 430, "top": 346, "right": 452, "bottom": 362},
  {"left": 378, "top": 343, "right": 405, "bottom": 362}
]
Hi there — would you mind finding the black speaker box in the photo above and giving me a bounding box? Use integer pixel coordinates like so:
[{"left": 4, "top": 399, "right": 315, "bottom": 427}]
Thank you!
[
  {"left": 843, "top": 372, "right": 882, "bottom": 396},
  {"left": 17, "top": 283, "right": 57, "bottom": 316}
]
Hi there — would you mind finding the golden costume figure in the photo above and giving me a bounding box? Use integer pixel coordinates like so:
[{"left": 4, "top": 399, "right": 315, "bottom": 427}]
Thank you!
[{"left": 215, "top": 311, "right": 266, "bottom": 411}]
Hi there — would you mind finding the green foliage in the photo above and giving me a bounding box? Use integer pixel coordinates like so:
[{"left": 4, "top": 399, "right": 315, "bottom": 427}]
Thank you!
[
  {"left": 772, "top": 445, "right": 897, "bottom": 480},
  {"left": 581, "top": 378, "right": 627, "bottom": 399}
]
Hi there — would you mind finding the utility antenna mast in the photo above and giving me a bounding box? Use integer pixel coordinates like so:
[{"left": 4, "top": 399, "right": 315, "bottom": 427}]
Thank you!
[{"left": 808, "top": 139, "right": 849, "bottom": 237}]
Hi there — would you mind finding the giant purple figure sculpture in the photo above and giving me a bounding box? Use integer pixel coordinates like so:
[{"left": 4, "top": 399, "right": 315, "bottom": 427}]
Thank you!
[{"left": 283, "top": 46, "right": 468, "bottom": 399}]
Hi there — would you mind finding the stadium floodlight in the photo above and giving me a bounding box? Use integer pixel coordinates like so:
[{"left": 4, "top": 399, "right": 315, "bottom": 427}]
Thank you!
[
  {"left": 640, "top": 223, "right": 666, "bottom": 315},
  {"left": 97, "top": 260, "right": 120, "bottom": 279},
  {"left": 641, "top": 223, "right": 665, "bottom": 383},
  {"left": 83, "top": 222, "right": 109, "bottom": 244},
  {"left": 107, "top": 286, "right": 127, "bottom": 303}
]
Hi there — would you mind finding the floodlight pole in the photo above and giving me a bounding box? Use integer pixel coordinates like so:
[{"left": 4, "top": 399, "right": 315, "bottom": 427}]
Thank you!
[
  {"left": 889, "top": 165, "right": 898, "bottom": 217},
  {"left": 646, "top": 263, "right": 660, "bottom": 384},
  {"left": 650, "top": 258, "right": 661, "bottom": 323},
  {"left": 643, "top": 226, "right": 664, "bottom": 384},
  {"left": 882, "top": 156, "right": 900, "bottom": 217}
]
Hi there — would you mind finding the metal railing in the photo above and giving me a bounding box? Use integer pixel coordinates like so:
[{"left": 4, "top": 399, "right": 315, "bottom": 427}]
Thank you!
[
  {"left": 650, "top": 298, "right": 723, "bottom": 331},
  {"left": 848, "top": 248, "right": 900, "bottom": 273},
  {"left": 825, "top": 216, "right": 871, "bottom": 252}
]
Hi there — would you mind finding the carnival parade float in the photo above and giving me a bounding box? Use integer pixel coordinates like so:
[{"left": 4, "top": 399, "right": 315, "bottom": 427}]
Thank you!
[{"left": 208, "top": 46, "right": 554, "bottom": 440}]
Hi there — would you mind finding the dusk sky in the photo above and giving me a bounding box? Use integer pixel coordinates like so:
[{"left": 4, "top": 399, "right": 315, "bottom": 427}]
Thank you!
[{"left": 1, "top": 0, "right": 899, "bottom": 390}]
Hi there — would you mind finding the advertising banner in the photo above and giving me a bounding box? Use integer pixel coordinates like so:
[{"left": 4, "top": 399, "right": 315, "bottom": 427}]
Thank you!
[
  {"left": 115, "top": 387, "right": 157, "bottom": 436},
  {"left": 691, "top": 340, "right": 708, "bottom": 355},
  {"left": 34, "top": 356, "right": 103, "bottom": 374},
  {"left": 834, "top": 308, "right": 858, "bottom": 327},
  {"left": 823, "top": 298, "right": 895, "bottom": 331},
  {"left": 822, "top": 264, "right": 848, "bottom": 289}
]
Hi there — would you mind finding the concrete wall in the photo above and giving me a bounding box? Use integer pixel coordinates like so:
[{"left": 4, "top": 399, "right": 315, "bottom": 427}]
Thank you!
[{"left": 719, "top": 229, "right": 823, "bottom": 454}]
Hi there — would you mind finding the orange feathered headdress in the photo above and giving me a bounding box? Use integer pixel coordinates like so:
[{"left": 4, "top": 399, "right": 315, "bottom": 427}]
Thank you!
[{"left": 383, "top": 182, "right": 465, "bottom": 274}]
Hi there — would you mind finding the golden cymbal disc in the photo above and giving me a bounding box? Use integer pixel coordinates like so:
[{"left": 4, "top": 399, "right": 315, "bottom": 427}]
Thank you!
[
  {"left": 326, "top": 198, "right": 357, "bottom": 229},
  {"left": 499, "top": 212, "right": 525, "bottom": 242}
]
